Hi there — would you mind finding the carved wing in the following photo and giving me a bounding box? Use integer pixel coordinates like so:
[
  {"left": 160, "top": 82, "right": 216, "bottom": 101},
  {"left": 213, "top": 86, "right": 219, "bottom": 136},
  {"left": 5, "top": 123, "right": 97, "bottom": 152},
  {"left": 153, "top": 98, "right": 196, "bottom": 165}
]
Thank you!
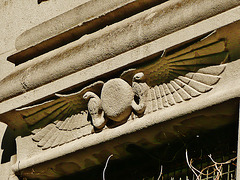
[
  {"left": 143, "top": 65, "right": 226, "bottom": 114},
  {"left": 31, "top": 112, "right": 93, "bottom": 150},
  {"left": 16, "top": 81, "right": 104, "bottom": 131},
  {"left": 121, "top": 31, "right": 228, "bottom": 86}
]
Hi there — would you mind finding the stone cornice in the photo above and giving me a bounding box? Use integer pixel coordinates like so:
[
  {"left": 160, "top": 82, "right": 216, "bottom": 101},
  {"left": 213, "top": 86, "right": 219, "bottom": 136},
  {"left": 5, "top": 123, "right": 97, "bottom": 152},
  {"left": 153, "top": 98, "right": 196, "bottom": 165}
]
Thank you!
[
  {"left": 9, "top": 0, "right": 167, "bottom": 65},
  {"left": 0, "top": 6, "right": 239, "bottom": 115}
]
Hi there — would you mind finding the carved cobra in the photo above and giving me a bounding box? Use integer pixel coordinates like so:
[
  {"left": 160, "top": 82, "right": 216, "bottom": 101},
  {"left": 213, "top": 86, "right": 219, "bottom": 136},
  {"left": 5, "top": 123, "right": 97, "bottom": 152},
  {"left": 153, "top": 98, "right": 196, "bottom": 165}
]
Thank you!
[{"left": 83, "top": 92, "right": 106, "bottom": 129}]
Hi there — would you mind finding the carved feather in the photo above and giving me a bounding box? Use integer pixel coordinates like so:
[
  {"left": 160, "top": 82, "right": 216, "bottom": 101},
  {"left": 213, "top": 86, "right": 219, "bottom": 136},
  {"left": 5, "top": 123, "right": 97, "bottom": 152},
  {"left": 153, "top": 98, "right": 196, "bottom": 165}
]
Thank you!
[
  {"left": 16, "top": 81, "right": 104, "bottom": 131},
  {"left": 143, "top": 65, "right": 225, "bottom": 115},
  {"left": 121, "top": 31, "right": 228, "bottom": 86},
  {"left": 32, "top": 111, "right": 92, "bottom": 150}
]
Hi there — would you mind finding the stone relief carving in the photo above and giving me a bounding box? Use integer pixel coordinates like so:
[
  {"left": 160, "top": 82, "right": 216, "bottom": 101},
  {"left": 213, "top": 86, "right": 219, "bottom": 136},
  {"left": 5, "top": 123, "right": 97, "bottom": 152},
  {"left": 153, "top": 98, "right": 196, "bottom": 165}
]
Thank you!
[
  {"left": 138, "top": 65, "right": 225, "bottom": 115},
  {"left": 32, "top": 112, "right": 91, "bottom": 150},
  {"left": 16, "top": 32, "right": 228, "bottom": 150},
  {"left": 31, "top": 64, "right": 225, "bottom": 150}
]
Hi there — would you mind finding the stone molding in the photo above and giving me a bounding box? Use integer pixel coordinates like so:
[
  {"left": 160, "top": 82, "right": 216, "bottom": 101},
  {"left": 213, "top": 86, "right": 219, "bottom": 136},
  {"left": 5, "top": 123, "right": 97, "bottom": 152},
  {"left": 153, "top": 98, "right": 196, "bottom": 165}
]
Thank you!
[
  {"left": 9, "top": 0, "right": 239, "bottom": 65},
  {"left": 12, "top": 0, "right": 167, "bottom": 64},
  {"left": 0, "top": 7, "right": 239, "bottom": 115},
  {"left": 15, "top": 0, "right": 158, "bottom": 52},
  {"left": 1, "top": 18, "right": 238, "bottom": 135},
  {"left": 1, "top": 1, "right": 240, "bottom": 100}
]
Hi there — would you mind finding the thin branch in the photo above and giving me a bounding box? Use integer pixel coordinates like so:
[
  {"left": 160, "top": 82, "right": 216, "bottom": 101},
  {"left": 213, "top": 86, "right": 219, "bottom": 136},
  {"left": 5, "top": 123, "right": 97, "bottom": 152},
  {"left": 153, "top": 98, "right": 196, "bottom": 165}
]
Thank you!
[
  {"left": 189, "top": 159, "right": 202, "bottom": 175},
  {"left": 208, "top": 155, "right": 237, "bottom": 165},
  {"left": 186, "top": 151, "right": 237, "bottom": 180},
  {"left": 157, "top": 165, "right": 163, "bottom": 180},
  {"left": 185, "top": 149, "right": 200, "bottom": 180},
  {"left": 161, "top": 50, "right": 166, "bottom": 58},
  {"left": 103, "top": 154, "right": 113, "bottom": 180},
  {"left": 209, "top": 154, "right": 222, "bottom": 177}
]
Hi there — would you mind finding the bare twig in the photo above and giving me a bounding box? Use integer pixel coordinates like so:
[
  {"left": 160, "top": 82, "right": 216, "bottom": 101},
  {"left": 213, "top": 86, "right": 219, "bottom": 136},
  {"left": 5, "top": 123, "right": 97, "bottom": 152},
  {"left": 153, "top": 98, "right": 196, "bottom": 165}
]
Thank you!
[
  {"left": 208, "top": 154, "right": 222, "bottom": 178},
  {"left": 103, "top": 154, "right": 113, "bottom": 180},
  {"left": 161, "top": 50, "right": 166, "bottom": 58},
  {"left": 186, "top": 149, "right": 236, "bottom": 180},
  {"left": 185, "top": 149, "right": 200, "bottom": 180},
  {"left": 157, "top": 165, "right": 163, "bottom": 180}
]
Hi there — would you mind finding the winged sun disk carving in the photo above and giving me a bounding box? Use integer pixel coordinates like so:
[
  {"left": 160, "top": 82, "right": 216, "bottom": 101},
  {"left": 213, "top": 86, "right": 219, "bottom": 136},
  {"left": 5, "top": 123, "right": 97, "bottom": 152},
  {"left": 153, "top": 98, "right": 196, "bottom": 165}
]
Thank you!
[{"left": 14, "top": 31, "right": 228, "bottom": 150}]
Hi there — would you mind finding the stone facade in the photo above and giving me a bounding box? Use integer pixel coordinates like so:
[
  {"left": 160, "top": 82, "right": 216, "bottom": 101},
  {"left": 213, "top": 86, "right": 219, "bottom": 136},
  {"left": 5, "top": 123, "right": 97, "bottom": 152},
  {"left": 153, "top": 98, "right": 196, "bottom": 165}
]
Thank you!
[{"left": 0, "top": 0, "right": 240, "bottom": 179}]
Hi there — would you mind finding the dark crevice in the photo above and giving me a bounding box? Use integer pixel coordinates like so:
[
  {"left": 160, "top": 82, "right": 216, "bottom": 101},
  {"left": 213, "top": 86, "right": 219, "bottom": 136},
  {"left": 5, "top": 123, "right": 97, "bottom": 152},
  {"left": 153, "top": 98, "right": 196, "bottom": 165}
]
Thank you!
[{"left": 1, "top": 126, "right": 16, "bottom": 164}]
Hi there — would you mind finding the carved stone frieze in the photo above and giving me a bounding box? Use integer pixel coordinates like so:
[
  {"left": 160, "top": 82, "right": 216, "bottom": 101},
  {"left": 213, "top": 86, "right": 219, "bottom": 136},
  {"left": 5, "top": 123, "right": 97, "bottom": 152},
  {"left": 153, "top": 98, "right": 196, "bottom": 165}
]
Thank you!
[
  {"left": 31, "top": 63, "right": 225, "bottom": 150},
  {"left": 16, "top": 81, "right": 104, "bottom": 132},
  {"left": 14, "top": 30, "right": 229, "bottom": 150}
]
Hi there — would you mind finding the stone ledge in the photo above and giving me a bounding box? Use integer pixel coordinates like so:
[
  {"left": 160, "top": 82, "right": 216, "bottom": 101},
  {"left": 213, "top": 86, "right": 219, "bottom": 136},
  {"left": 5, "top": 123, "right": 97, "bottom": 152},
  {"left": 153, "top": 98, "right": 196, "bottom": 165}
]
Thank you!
[
  {"left": 1, "top": 1, "right": 240, "bottom": 104},
  {"left": 15, "top": 0, "right": 140, "bottom": 51},
  {"left": 0, "top": 6, "right": 239, "bottom": 114},
  {"left": 11, "top": 0, "right": 166, "bottom": 65}
]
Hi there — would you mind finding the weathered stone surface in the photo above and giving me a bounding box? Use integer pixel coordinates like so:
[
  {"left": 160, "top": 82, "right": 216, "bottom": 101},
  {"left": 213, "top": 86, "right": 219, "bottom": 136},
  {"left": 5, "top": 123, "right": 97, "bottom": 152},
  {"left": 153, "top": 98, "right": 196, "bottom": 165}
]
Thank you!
[
  {"left": 0, "top": 0, "right": 86, "bottom": 82},
  {"left": 186, "top": 72, "right": 221, "bottom": 85},
  {"left": 0, "top": 1, "right": 240, "bottom": 180},
  {"left": 0, "top": 11, "right": 240, "bottom": 115},
  {"left": 14, "top": 0, "right": 154, "bottom": 51},
  {"left": 101, "top": 78, "right": 134, "bottom": 122},
  {"left": 0, "top": 1, "right": 239, "bottom": 107},
  {"left": 0, "top": 0, "right": 89, "bottom": 55}
]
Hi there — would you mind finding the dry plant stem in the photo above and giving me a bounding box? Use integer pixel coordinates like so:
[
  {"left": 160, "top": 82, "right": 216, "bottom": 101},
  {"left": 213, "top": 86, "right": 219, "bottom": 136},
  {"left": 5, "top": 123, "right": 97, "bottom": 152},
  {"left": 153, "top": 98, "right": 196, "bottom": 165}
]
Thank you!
[
  {"left": 103, "top": 154, "right": 113, "bottom": 180},
  {"left": 208, "top": 154, "right": 222, "bottom": 177},
  {"left": 157, "top": 165, "right": 163, "bottom": 180},
  {"left": 190, "top": 159, "right": 202, "bottom": 175},
  {"left": 186, "top": 149, "right": 237, "bottom": 180},
  {"left": 185, "top": 149, "right": 201, "bottom": 180}
]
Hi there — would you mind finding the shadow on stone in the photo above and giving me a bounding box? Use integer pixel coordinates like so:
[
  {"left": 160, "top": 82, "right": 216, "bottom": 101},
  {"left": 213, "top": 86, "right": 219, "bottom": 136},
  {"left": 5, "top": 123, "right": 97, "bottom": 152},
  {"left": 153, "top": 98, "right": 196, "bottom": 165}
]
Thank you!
[{"left": 1, "top": 127, "right": 16, "bottom": 164}]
